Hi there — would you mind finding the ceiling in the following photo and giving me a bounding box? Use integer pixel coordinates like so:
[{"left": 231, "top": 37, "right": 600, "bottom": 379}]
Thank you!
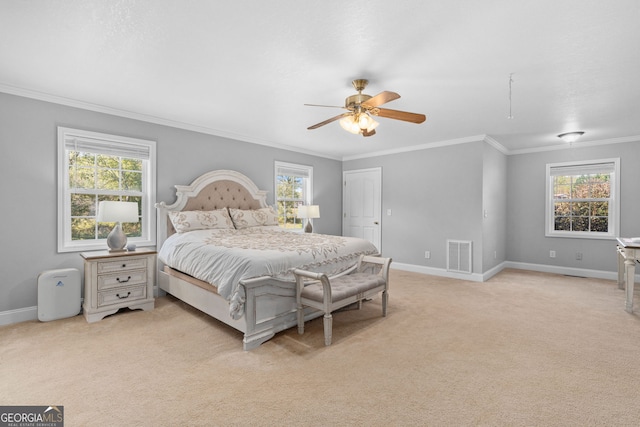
[{"left": 1, "top": 1, "right": 639, "bottom": 160}]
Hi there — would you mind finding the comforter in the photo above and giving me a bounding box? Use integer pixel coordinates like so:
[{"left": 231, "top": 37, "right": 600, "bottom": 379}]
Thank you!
[{"left": 158, "top": 227, "right": 378, "bottom": 300}]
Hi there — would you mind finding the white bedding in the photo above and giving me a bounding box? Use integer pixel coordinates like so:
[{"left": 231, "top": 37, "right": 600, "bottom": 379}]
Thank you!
[{"left": 158, "top": 227, "right": 378, "bottom": 300}]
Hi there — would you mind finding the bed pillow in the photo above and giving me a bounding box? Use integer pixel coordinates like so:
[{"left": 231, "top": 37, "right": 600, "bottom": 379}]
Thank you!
[
  {"left": 229, "top": 207, "right": 279, "bottom": 229},
  {"left": 169, "top": 209, "right": 234, "bottom": 233}
]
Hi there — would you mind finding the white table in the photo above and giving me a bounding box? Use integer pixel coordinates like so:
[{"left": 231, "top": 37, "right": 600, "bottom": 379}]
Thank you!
[{"left": 616, "top": 238, "right": 640, "bottom": 313}]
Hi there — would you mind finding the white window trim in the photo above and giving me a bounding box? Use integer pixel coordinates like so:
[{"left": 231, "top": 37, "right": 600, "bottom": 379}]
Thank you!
[
  {"left": 57, "top": 127, "right": 157, "bottom": 252},
  {"left": 545, "top": 158, "right": 620, "bottom": 240},
  {"left": 274, "top": 161, "right": 313, "bottom": 230}
]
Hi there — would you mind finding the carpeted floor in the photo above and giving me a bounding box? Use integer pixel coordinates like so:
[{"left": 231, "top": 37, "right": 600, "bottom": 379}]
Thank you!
[{"left": 1, "top": 268, "right": 639, "bottom": 426}]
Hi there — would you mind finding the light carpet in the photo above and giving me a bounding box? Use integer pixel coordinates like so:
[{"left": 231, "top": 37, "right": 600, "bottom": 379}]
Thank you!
[{"left": 1, "top": 269, "right": 639, "bottom": 426}]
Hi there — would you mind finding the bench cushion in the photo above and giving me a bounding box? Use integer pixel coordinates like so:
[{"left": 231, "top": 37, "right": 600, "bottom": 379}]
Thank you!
[{"left": 301, "top": 272, "right": 386, "bottom": 303}]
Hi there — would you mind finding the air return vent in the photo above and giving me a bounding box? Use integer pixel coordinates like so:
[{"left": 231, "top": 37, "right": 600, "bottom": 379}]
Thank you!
[{"left": 447, "top": 240, "right": 472, "bottom": 274}]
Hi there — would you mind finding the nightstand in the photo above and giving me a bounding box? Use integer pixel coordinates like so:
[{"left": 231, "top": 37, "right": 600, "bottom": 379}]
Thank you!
[{"left": 81, "top": 248, "right": 156, "bottom": 322}]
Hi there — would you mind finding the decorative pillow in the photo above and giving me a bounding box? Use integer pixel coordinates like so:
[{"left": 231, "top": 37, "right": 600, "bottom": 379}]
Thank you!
[
  {"left": 229, "top": 207, "right": 279, "bottom": 229},
  {"left": 169, "top": 209, "right": 234, "bottom": 233}
]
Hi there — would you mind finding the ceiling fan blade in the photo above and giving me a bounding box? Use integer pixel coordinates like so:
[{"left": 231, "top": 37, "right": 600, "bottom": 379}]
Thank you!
[
  {"left": 307, "top": 112, "right": 352, "bottom": 130},
  {"left": 304, "top": 103, "right": 347, "bottom": 109},
  {"left": 373, "top": 107, "right": 426, "bottom": 124},
  {"left": 362, "top": 91, "right": 400, "bottom": 108},
  {"left": 362, "top": 129, "right": 376, "bottom": 137}
]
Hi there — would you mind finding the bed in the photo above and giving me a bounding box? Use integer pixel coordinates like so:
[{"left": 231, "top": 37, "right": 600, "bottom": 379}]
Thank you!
[{"left": 155, "top": 170, "right": 379, "bottom": 350}]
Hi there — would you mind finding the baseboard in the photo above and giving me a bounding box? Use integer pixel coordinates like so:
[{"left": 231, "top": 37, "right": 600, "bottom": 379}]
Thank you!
[
  {"left": 0, "top": 306, "right": 38, "bottom": 326},
  {"left": 504, "top": 261, "right": 622, "bottom": 281},
  {"left": 1, "top": 298, "right": 85, "bottom": 327},
  {"left": 391, "top": 262, "right": 485, "bottom": 282},
  {"left": 482, "top": 262, "right": 507, "bottom": 281},
  {"left": 392, "top": 261, "right": 624, "bottom": 283}
]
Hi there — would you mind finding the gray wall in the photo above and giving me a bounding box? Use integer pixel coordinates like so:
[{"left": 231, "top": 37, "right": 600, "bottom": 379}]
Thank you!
[
  {"left": 482, "top": 143, "right": 508, "bottom": 272},
  {"left": 344, "top": 141, "right": 499, "bottom": 273},
  {"left": 3, "top": 89, "right": 640, "bottom": 315},
  {"left": 345, "top": 138, "right": 640, "bottom": 277},
  {"left": 506, "top": 141, "right": 640, "bottom": 271},
  {"left": 0, "top": 92, "right": 342, "bottom": 312}
]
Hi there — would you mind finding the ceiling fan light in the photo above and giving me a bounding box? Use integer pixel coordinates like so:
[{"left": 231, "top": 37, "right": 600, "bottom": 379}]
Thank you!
[
  {"left": 339, "top": 116, "right": 360, "bottom": 134},
  {"left": 366, "top": 119, "right": 379, "bottom": 132},
  {"left": 339, "top": 116, "right": 352, "bottom": 132},
  {"left": 358, "top": 113, "right": 373, "bottom": 130}
]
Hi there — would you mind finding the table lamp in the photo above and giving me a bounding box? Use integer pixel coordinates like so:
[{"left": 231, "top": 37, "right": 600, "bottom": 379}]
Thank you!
[
  {"left": 297, "top": 205, "right": 320, "bottom": 233},
  {"left": 97, "top": 201, "right": 139, "bottom": 252}
]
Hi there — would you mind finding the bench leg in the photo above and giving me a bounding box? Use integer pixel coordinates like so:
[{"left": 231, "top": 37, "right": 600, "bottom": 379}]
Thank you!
[
  {"left": 382, "top": 290, "right": 388, "bottom": 317},
  {"left": 323, "top": 313, "right": 333, "bottom": 346},
  {"left": 297, "top": 305, "right": 304, "bottom": 335}
]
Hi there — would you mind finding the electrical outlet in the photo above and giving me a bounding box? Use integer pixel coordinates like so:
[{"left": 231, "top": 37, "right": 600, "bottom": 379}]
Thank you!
[
  {"left": 425, "top": 251, "right": 430, "bottom": 259},
  {"left": 576, "top": 252, "right": 582, "bottom": 261},
  {"left": 550, "top": 250, "right": 556, "bottom": 258}
]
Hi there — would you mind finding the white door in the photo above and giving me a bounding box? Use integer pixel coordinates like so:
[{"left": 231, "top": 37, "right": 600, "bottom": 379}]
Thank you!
[{"left": 343, "top": 168, "right": 382, "bottom": 252}]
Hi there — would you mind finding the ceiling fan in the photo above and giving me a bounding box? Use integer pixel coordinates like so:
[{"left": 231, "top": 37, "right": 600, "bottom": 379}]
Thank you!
[{"left": 306, "top": 79, "right": 426, "bottom": 137}]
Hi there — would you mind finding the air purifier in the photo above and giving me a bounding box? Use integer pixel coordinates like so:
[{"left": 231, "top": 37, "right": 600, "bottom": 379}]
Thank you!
[{"left": 37, "top": 268, "right": 81, "bottom": 322}]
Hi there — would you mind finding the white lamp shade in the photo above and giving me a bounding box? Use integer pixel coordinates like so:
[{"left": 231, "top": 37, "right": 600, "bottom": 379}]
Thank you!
[
  {"left": 339, "top": 116, "right": 361, "bottom": 134},
  {"left": 297, "top": 205, "right": 320, "bottom": 219},
  {"left": 366, "top": 119, "right": 379, "bottom": 132},
  {"left": 97, "top": 201, "right": 139, "bottom": 223},
  {"left": 307, "top": 205, "right": 320, "bottom": 218},
  {"left": 358, "top": 113, "right": 370, "bottom": 129},
  {"left": 296, "top": 205, "right": 308, "bottom": 218}
]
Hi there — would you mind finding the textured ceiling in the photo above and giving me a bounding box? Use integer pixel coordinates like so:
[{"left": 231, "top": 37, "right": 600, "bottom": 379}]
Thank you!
[{"left": 1, "top": 0, "right": 639, "bottom": 159}]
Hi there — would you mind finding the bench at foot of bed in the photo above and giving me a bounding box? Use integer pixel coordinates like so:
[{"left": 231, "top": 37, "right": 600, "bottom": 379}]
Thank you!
[{"left": 293, "top": 255, "right": 392, "bottom": 346}]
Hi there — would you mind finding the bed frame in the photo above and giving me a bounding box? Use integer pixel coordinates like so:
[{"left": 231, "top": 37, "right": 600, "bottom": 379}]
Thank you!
[{"left": 155, "top": 170, "right": 343, "bottom": 350}]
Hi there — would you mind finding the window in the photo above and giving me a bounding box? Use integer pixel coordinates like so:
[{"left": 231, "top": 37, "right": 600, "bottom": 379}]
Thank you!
[
  {"left": 57, "top": 127, "right": 156, "bottom": 252},
  {"left": 275, "top": 161, "right": 313, "bottom": 230},
  {"left": 545, "top": 158, "right": 620, "bottom": 239}
]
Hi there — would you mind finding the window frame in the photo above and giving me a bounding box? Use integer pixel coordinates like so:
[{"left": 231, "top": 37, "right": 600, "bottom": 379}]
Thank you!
[
  {"left": 274, "top": 161, "right": 313, "bottom": 231},
  {"left": 57, "top": 127, "right": 157, "bottom": 253},
  {"left": 545, "top": 158, "right": 620, "bottom": 240}
]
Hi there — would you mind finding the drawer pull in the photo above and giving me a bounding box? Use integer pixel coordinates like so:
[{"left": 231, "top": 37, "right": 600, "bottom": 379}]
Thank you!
[
  {"left": 122, "top": 264, "right": 126, "bottom": 268},
  {"left": 116, "top": 276, "right": 131, "bottom": 283},
  {"left": 116, "top": 292, "right": 131, "bottom": 299}
]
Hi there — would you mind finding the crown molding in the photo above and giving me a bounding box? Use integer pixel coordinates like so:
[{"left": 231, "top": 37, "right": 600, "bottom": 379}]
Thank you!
[
  {"left": 341, "top": 134, "right": 510, "bottom": 161},
  {"left": 0, "top": 83, "right": 341, "bottom": 161},
  {"left": 483, "top": 135, "right": 509, "bottom": 154},
  {"left": 508, "top": 134, "right": 640, "bottom": 155},
  {"left": 3, "top": 83, "right": 638, "bottom": 162},
  {"left": 342, "top": 134, "right": 492, "bottom": 161}
]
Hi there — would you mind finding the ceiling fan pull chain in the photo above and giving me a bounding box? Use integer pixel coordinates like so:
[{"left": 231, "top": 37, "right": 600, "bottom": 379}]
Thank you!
[{"left": 508, "top": 73, "right": 514, "bottom": 119}]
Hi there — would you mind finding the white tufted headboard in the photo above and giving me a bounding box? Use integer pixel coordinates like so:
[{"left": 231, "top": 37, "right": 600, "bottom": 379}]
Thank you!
[{"left": 155, "top": 170, "right": 269, "bottom": 248}]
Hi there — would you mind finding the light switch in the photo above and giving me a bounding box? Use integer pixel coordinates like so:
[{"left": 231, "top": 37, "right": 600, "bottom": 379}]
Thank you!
[{"left": 387, "top": 209, "right": 392, "bottom": 216}]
